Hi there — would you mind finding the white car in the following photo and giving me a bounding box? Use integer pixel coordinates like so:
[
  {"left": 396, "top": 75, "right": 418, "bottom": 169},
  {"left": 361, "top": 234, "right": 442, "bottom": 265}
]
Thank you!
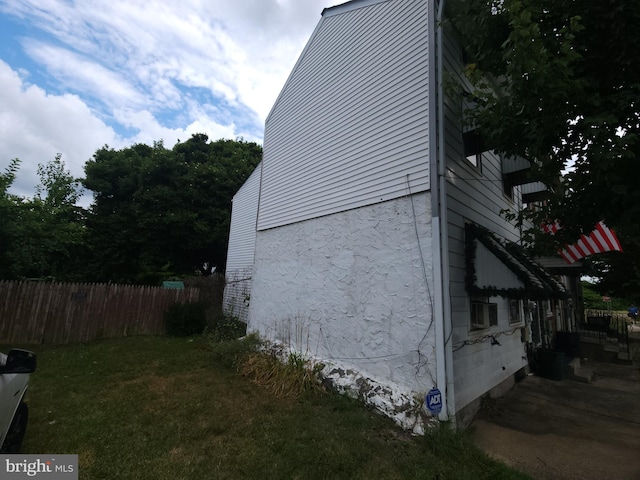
[{"left": 0, "top": 349, "right": 36, "bottom": 453}]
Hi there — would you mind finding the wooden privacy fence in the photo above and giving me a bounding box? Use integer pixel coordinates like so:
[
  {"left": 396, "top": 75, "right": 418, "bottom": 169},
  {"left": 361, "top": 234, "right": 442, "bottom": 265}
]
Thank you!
[{"left": 0, "top": 280, "right": 201, "bottom": 345}]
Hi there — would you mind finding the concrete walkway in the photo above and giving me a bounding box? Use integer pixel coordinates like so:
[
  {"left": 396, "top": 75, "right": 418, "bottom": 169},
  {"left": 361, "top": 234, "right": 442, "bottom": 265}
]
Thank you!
[{"left": 471, "top": 359, "right": 640, "bottom": 480}]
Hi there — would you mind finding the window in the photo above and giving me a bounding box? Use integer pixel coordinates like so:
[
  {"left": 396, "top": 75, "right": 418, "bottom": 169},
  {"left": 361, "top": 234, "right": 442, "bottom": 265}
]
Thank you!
[
  {"left": 471, "top": 300, "right": 498, "bottom": 329},
  {"left": 502, "top": 171, "right": 514, "bottom": 200},
  {"left": 463, "top": 130, "right": 484, "bottom": 169},
  {"left": 509, "top": 299, "right": 522, "bottom": 325}
]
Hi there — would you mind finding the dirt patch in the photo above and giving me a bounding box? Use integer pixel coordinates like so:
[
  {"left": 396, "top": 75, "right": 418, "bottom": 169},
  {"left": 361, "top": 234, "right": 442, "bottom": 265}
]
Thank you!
[{"left": 470, "top": 360, "right": 640, "bottom": 480}]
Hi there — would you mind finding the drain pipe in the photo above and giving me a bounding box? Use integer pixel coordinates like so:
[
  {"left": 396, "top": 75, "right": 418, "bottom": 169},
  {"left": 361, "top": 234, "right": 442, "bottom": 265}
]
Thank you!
[{"left": 430, "top": 0, "right": 456, "bottom": 424}]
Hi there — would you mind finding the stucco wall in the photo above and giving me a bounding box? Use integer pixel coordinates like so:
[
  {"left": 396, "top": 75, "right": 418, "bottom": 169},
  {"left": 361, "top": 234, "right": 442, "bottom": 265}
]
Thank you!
[{"left": 248, "top": 193, "right": 437, "bottom": 395}]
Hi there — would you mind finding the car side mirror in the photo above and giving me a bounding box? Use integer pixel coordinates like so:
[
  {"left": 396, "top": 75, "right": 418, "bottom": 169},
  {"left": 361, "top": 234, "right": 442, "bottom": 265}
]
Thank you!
[{"left": 2, "top": 349, "right": 36, "bottom": 374}]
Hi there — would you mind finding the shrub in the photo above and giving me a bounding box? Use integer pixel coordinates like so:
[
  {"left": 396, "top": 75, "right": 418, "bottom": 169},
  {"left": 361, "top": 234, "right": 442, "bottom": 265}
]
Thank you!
[
  {"left": 207, "top": 313, "right": 247, "bottom": 342},
  {"left": 165, "top": 301, "right": 207, "bottom": 336}
]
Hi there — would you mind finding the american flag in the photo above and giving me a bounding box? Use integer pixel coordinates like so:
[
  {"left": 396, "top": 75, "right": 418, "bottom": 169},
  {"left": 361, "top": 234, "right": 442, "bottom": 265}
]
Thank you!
[{"left": 542, "top": 221, "right": 623, "bottom": 264}]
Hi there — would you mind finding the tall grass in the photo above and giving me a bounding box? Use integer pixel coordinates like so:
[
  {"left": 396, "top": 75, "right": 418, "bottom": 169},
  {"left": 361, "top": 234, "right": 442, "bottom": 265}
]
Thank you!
[
  {"left": 9, "top": 336, "right": 530, "bottom": 480},
  {"left": 239, "top": 350, "right": 325, "bottom": 399}
]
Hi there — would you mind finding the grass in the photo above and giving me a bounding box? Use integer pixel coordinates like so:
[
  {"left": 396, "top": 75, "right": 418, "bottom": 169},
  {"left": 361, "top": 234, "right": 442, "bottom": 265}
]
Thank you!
[{"left": 8, "top": 336, "right": 531, "bottom": 480}]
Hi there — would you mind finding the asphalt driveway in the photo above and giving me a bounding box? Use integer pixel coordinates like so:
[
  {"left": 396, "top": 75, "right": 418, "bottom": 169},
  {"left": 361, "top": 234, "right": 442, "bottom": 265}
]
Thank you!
[{"left": 470, "top": 356, "right": 640, "bottom": 480}]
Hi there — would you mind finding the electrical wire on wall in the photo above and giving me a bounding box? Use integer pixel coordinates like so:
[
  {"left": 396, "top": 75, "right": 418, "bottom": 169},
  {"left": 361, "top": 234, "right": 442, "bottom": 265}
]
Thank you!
[
  {"left": 318, "top": 326, "right": 416, "bottom": 364},
  {"left": 405, "top": 174, "right": 437, "bottom": 386},
  {"left": 308, "top": 174, "right": 440, "bottom": 389},
  {"left": 452, "top": 327, "right": 521, "bottom": 353}
]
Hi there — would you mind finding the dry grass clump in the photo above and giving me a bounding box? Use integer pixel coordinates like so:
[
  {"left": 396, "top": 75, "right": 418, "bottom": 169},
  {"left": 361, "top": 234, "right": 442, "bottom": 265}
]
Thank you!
[{"left": 239, "top": 350, "right": 324, "bottom": 399}]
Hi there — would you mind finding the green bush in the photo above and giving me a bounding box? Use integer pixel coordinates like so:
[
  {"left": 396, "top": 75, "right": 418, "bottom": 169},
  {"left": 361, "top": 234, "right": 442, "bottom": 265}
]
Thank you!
[
  {"left": 165, "top": 301, "right": 207, "bottom": 336},
  {"left": 207, "top": 313, "right": 247, "bottom": 342}
]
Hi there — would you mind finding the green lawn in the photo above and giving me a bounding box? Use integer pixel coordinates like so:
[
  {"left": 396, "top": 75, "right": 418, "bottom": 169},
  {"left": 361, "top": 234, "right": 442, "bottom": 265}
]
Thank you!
[{"left": 10, "top": 336, "right": 530, "bottom": 480}]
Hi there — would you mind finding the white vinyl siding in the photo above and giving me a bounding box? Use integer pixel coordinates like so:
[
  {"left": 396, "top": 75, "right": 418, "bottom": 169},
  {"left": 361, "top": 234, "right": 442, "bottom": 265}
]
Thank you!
[
  {"left": 257, "top": 0, "right": 430, "bottom": 231},
  {"left": 223, "top": 165, "right": 261, "bottom": 323},
  {"left": 440, "top": 23, "right": 527, "bottom": 411},
  {"left": 225, "top": 165, "right": 261, "bottom": 272}
]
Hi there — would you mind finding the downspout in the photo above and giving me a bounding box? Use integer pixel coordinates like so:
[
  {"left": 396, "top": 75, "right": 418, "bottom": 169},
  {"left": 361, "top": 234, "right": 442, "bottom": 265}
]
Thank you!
[{"left": 430, "top": 0, "right": 456, "bottom": 423}]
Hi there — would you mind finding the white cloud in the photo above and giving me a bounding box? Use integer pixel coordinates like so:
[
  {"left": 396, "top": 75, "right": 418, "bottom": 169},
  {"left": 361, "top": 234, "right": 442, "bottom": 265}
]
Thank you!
[
  {"left": 0, "top": 0, "right": 345, "bottom": 200},
  {"left": 0, "top": 60, "right": 120, "bottom": 198},
  {"left": 2, "top": 0, "right": 334, "bottom": 121},
  {"left": 22, "top": 40, "right": 145, "bottom": 109}
]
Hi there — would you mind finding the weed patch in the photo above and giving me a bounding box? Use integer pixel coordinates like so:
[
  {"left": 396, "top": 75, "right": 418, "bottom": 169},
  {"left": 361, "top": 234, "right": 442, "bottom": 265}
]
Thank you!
[{"left": 239, "top": 351, "right": 324, "bottom": 399}]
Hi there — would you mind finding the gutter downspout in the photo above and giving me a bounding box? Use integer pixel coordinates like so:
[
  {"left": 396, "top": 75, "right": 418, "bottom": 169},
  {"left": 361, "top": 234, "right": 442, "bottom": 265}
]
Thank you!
[{"left": 430, "top": 0, "right": 456, "bottom": 424}]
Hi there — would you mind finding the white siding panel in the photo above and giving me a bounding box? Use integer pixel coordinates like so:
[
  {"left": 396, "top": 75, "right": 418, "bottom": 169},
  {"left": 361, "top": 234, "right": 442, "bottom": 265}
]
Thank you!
[
  {"left": 258, "top": 0, "right": 430, "bottom": 230},
  {"left": 223, "top": 165, "right": 261, "bottom": 323},
  {"left": 225, "top": 165, "right": 261, "bottom": 272},
  {"left": 441, "top": 22, "right": 529, "bottom": 412}
]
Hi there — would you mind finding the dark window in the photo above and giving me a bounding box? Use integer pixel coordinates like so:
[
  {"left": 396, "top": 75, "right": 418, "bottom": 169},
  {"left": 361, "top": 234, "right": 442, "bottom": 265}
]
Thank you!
[
  {"left": 502, "top": 171, "right": 514, "bottom": 200},
  {"left": 463, "top": 130, "right": 484, "bottom": 169},
  {"left": 508, "top": 299, "right": 522, "bottom": 325}
]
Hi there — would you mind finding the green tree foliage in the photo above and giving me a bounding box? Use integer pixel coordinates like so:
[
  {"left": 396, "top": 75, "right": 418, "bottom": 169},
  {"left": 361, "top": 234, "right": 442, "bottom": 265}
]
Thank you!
[
  {"left": 0, "top": 155, "right": 86, "bottom": 280},
  {"left": 83, "top": 135, "right": 261, "bottom": 284},
  {"left": 450, "top": 0, "right": 640, "bottom": 293},
  {"left": 0, "top": 159, "right": 21, "bottom": 279},
  {"left": 582, "top": 280, "right": 635, "bottom": 311}
]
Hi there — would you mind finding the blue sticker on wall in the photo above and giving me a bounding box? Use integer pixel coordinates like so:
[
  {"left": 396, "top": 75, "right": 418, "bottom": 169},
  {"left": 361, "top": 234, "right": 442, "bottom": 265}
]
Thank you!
[{"left": 425, "top": 388, "right": 442, "bottom": 415}]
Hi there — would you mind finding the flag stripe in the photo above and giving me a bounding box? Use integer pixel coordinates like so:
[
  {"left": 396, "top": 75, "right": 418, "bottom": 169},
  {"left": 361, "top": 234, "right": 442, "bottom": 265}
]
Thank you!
[
  {"left": 555, "top": 221, "right": 623, "bottom": 265},
  {"left": 583, "top": 234, "right": 600, "bottom": 254},
  {"left": 541, "top": 221, "right": 561, "bottom": 235},
  {"left": 595, "top": 222, "right": 617, "bottom": 251},
  {"left": 598, "top": 221, "right": 622, "bottom": 251},
  {"left": 590, "top": 230, "right": 608, "bottom": 252},
  {"left": 580, "top": 234, "right": 597, "bottom": 255},
  {"left": 574, "top": 241, "right": 588, "bottom": 258}
]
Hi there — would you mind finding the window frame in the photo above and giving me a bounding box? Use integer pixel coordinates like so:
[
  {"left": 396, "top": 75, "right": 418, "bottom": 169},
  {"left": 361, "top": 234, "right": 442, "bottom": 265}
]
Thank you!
[
  {"left": 470, "top": 298, "right": 498, "bottom": 330},
  {"left": 508, "top": 299, "right": 523, "bottom": 326}
]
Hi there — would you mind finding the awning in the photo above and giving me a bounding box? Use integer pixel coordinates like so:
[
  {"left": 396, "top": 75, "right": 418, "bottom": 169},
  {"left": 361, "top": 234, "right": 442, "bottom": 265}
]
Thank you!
[{"left": 465, "top": 223, "right": 567, "bottom": 300}]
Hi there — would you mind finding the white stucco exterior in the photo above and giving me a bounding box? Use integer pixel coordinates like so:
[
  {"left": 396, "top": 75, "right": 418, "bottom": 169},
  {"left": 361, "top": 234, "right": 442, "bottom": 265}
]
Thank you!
[{"left": 249, "top": 193, "right": 437, "bottom": 395}]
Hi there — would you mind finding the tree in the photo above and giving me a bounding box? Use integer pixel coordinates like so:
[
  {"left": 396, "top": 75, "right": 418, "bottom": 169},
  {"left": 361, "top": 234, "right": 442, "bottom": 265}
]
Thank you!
[
  {"left": 83, "top": 135, "right": 262, "bottom": 284},
  {"left": 15, "top": 155, "right": 86, "bottom": 280},
  {"left": 0, "top": 159, "right": 21, "bottom": 279},
  {"left": 450, "top": 0, "right": 640, "bottom": 292},
  {"left": 0, "top": 155, "right": 87, "bottom": 281}
]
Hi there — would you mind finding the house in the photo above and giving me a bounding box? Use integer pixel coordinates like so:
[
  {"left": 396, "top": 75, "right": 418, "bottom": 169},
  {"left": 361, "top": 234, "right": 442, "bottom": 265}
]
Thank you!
[{"left": 224, "top": 0, "right": 569, "bottom": 430}]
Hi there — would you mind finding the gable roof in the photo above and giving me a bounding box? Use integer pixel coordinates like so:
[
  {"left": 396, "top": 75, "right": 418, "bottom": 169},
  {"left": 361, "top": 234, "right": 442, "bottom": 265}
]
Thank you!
[{"left": 465, "top": 223, "right": 567, "bottom": 299}]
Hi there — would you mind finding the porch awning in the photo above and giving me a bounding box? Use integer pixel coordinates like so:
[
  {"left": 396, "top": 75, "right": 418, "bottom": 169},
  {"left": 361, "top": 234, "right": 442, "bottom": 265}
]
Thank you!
[{"left": 465, "top": 223, "right": 567, "bottom": 300}]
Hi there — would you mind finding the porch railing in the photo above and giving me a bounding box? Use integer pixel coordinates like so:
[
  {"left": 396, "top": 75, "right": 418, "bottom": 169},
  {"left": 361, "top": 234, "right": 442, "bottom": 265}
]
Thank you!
[{"left": 579, "top": 309, "right": 631, "bottom": 360}]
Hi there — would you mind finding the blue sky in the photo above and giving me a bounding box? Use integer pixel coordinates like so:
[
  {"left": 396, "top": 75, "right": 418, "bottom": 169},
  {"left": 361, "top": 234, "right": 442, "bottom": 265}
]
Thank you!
[{"left": 0, "top": 0, "right": 341, "bottom": 200}]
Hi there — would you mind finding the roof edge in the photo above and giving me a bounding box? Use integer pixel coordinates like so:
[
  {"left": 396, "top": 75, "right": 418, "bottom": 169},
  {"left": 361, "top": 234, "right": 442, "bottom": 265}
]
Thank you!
[{"left": 322, "top": 0, "right": 392, "bottom": 17}]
